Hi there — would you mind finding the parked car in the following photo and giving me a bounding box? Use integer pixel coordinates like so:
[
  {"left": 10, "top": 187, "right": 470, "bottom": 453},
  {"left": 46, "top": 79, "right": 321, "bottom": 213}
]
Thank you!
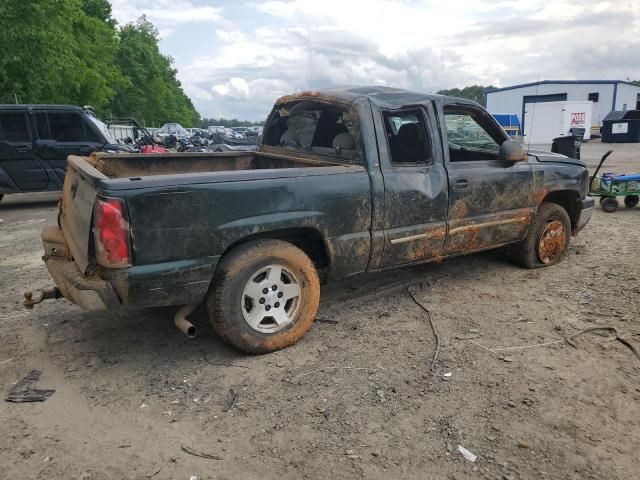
[
  {"left": 154, "top": 122, "right": 190, "bottom": 143},
  {"left": 29, "top": 86, "right": 593, "bottom": 354},
  {"left": 0, "top": 105, "right": 131, "bottom": 201}
]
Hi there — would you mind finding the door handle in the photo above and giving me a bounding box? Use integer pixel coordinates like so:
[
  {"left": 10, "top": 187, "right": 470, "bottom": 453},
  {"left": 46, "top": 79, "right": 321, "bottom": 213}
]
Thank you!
[{"left": 453, "top": 178, "right": 469, "bottom": 190}]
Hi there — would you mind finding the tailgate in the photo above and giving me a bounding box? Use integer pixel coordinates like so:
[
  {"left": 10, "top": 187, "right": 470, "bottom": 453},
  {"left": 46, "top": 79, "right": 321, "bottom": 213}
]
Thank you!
[{"left": 59, "top": 156, "right": 108, "bottom": 273}]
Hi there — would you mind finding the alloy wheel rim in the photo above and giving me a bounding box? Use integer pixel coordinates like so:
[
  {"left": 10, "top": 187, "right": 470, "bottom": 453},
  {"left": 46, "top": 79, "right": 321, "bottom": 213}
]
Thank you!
[{"left": 241, "top": 264, "right": 301, "bottom": 333}]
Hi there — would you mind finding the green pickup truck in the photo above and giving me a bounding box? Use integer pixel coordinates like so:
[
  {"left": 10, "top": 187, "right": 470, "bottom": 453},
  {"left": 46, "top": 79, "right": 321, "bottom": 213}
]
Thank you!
[{"left": 29, "top": 86, "right": 594, "bottom": 353}]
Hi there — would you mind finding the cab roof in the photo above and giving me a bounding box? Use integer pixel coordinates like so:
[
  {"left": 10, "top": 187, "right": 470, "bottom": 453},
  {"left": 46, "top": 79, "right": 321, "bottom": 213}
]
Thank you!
[{"left": 275, "top": 86, "right": 480, "bottom": 109}]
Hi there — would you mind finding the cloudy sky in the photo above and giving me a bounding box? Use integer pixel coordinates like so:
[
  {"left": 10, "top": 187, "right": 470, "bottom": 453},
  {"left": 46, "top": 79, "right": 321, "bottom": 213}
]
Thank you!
[{"left": 109, "top": 0, "right": 640, "bottom": 120}]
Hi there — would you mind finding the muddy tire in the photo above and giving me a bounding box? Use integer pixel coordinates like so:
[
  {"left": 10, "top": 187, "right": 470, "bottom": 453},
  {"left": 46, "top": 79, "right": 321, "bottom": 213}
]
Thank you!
[
  {"left": 624, "top": 195, "right": 639, "bottom": 208},
  {"left": 511, "top": 202, "right": 571, "bottom": 269},
  {"left": 207, "top": 239, "right": 320, "bottom": 354},
  {"left": 601, "top": 197, "right": 618, "bottom": 213}
]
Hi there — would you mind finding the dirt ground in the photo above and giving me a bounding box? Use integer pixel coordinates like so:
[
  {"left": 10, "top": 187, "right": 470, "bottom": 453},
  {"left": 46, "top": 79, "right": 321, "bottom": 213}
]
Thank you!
[{"left": 1, "top": 140, "right": 638, "bottom": 480}]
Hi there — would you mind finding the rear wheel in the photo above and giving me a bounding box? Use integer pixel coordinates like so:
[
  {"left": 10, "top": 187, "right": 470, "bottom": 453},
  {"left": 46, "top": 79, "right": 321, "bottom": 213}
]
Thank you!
[
  {"left": 0, "top": 194, "right": 3, "bottom": 203},
  {"left": 601, "top": 197, "right": 618, "bottom": 213},
  {"left": 511, "top": 202, "right": 571, "bottom": 268},
  {"left": 624, "top": 195, "right": 639, "bottom": 208},
  {"left": 207, "top": 239, "right": 320, "bottom": 353}
]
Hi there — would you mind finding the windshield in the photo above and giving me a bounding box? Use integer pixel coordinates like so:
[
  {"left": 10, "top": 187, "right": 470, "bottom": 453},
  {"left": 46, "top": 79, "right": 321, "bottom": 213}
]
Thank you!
[{"left": 87, "top": 115, "right": 117, "bottom": 144}]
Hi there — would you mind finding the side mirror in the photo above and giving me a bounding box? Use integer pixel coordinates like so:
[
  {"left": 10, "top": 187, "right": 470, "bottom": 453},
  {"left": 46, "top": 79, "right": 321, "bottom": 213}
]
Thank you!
[{"left": 499, "top": 140, "right": 527, "bottom": 162}]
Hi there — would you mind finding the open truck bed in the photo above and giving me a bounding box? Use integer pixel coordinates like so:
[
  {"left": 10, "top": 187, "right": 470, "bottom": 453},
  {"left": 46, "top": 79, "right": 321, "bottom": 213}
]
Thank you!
[{"left": 86, "top": 149, "right": 345, "bottom": 178}]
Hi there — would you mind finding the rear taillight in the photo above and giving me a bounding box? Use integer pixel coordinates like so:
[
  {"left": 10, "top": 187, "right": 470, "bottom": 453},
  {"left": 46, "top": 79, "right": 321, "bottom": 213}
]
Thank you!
[{"left": 93, "top": 197, "right": 131, "bottom": 268}]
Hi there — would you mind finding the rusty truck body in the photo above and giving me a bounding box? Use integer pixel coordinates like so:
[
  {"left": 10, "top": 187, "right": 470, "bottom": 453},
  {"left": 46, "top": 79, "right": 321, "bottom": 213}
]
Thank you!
[{"left": 30, "top": 86, "right": 594, "bottom": 353}]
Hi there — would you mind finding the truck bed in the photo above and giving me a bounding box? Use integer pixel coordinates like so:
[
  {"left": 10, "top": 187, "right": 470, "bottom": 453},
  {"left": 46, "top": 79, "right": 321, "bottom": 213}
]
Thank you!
[{"left": 87, "top": 149, "right": 343, "bottom": 179}]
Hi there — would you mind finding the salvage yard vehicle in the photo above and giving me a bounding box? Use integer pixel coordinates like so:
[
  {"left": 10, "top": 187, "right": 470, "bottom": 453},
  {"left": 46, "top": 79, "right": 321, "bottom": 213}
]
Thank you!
[
  {"left": 0, "top": 105, "right": 132, "bottom": 202},
  {"left": 27, "top": 86, "right": 594, "bottom": 353}
]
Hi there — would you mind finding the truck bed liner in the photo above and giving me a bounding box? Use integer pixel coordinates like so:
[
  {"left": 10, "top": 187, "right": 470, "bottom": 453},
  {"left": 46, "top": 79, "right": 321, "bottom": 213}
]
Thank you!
[{"left": 88, "top": 150, "right": 343, "bottom": 179}]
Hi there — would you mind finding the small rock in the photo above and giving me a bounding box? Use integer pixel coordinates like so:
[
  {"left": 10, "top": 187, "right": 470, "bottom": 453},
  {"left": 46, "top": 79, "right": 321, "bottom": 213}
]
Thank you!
[
  {"left": 322, "top": 410, "right": 331, "bottom": 420},
  {"left": 443, "top": 372, "right": 453, "bottom": 381},
  {"left": 518, "top": 440, "right": 530, "bottom": 449},
  {"left": 501, "top": 356, "right": 515, "bottom": 363},
  {"left": 507, "top": 400, "right": 516, "bottom": 408}
]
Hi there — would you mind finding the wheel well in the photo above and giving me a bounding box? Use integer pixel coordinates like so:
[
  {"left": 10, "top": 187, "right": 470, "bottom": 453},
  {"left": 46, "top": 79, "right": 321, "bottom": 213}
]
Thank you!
[
  {"left": 540, "top": 190, "right": 580, "bottom": 226},
  {"left": 220, "top": 228, "right": 330, "bottom": 276}
]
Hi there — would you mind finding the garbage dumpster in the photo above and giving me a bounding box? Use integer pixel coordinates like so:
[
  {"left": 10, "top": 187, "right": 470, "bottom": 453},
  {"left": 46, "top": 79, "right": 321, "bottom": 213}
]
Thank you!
[{"left": 551, "top": 135, "right": 581, "bottom": 159}]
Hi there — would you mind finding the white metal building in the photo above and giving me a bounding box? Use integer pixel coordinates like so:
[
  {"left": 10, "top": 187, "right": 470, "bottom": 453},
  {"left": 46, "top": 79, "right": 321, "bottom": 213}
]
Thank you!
[{"left": 486, "top": 80, "right": 640, "bottom": 130}]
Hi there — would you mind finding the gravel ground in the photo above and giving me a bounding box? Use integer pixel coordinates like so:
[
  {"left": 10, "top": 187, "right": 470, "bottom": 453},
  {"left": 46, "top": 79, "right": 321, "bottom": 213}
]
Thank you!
[{"left": 0, "top": 140, "right": 638, "bottom": 480}]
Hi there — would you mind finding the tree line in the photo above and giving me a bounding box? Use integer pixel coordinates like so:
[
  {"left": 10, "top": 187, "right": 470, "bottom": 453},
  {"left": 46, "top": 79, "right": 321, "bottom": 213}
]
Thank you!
[
  {"left": 0, "top": 0, "right": 200, "bottom": 126},
  {"left": 201, "top": 118, "right": 264, "bottom": 128},
  {"left": 436, "top": 85, "right": 496, "bottom": 106}
]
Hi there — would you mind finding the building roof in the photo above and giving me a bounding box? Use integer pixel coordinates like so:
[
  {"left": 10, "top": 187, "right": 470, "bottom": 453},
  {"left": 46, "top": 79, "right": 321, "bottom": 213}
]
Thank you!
[
  {"left": 276, "top": 85, "right": 477, "bottom": 109},
  {"left": 486, "top": 80, "right": 640, "bottom": 94}
]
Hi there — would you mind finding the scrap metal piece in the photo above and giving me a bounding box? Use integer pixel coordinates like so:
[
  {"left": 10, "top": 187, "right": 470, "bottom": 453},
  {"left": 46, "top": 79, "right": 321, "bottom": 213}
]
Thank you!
[{"left": 6, "top": 370, "right": 55, "bottom": 403}]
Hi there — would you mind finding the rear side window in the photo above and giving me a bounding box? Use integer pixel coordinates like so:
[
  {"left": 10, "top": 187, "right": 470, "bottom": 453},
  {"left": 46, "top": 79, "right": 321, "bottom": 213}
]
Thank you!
[
  {"left": 0, "top": 112, "right": 30, "bottom": 142},
  {"left": 383, "top": 110, "right": 431, "bottom": 165},
  {"left": 264, "top": 101, "right": 360, "bottom": 164},
  {"left": 38, "top": 112, "right": 101, "bottom": 142}
]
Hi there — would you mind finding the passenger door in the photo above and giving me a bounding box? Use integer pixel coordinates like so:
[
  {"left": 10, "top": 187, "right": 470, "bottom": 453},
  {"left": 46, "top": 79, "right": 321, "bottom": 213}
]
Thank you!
[
  {"left": 0, "top": 110, "right": 48, "bottom": 191},
  {"left": 442, "top": 105, "right": 533, "bottom": 254},
  {"left": 376, "top": 106, "right": 448, "bottom": 268},
  {"left": 34, "top": 111, "right": 103, "bottom": 184}
]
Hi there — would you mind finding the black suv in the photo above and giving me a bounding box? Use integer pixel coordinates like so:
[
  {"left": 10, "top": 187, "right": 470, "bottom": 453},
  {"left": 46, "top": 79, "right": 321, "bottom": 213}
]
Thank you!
[{"left": 0, "top": 105, "right": 131, "bottom": 201}]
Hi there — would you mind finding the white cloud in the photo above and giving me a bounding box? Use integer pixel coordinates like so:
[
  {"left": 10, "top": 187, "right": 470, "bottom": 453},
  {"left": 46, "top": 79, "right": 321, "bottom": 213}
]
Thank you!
[
  {"left": 110, "top": 0, "right": 222, "bottom": 36},
  {"left": 109, "top": 0, "right": 640, "bottom": 118}
]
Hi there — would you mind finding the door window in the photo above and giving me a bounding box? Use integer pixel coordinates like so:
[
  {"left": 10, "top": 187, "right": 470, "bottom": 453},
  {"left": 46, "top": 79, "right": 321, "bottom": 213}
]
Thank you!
[
  {"left": 444, "top": 108, "right": 503, "bottom": 162},
  {"left": 383, "top": 110, "right": 431, "bottom": 165},
  {"left": 0, "top": 112, "right": 30, "bottom": 142},
  {"left": 40, "top": 112, "right": 101, "bottom": 142}
]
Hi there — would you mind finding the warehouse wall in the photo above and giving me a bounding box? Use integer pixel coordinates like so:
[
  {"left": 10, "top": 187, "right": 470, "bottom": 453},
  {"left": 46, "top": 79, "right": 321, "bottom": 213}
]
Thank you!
[
  {"left": 486, "top": 83, "right": 621, "bottom": 126},
  {"left": 615, "top": 83, "right": 640, "bottom": 111}
]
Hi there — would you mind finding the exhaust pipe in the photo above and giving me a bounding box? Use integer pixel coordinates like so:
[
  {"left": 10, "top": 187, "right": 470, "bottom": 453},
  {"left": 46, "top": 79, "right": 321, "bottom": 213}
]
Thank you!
[{"left": 174, "top": 303, "right": 199, "bottom": 338}]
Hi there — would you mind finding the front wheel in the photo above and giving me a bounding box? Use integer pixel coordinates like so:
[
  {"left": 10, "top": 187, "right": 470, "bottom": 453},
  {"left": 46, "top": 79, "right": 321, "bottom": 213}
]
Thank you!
[
  {"left": 511, "top": 202, "right": 571, "bottom": 268},
  {"left": 207, "top": 239, "right": 320, "bottom": 353},
  {"left": 601, "top": 197, "right": 618, "bottom": 213}
]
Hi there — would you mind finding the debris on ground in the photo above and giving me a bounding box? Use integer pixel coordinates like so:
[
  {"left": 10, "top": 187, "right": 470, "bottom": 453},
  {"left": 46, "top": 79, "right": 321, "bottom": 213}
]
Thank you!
[
  {"left": 578, "top": 290, "right": 593, "bottom": 304},
  {"left": 5, "top": 370, "right": 55, "bottom": 403},
  {"left": 457, "top": 445, "right": 477, "bottom": 462},
  {"left": 180, "top": 445, "right": 221, "bottom": 460}
]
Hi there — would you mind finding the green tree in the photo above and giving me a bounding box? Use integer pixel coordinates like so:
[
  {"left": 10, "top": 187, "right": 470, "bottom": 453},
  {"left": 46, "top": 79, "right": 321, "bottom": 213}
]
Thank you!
[
  {"left": 109, "top": 16, "right": 200, "bottom": 126},
  {"left": 0, "top": 0, "right": 124, "bottom": 109},
  {"left": 436, "top": 85, "right": 496, "bottom": 106}
]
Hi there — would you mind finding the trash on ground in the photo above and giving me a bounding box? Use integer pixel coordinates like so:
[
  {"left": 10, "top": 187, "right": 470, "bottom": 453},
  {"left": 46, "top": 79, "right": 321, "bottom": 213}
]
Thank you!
[
  {"left": 443, "top": 372, "right": 453, "bottom": 381},
  {"left": 5, "top": 370, "right": 55, "bottom": 403},
  {"left": 457, "top": 445, "right": 477, "bottom": 462},
  {"left": 578, "top": 290, "right": 593, "bottom": 304}
]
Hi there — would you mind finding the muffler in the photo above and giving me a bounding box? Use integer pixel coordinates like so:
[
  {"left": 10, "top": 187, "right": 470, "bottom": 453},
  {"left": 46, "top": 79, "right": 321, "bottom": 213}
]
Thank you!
[{"left": 174, "top": 303, "right": 199, "bottom": 338}]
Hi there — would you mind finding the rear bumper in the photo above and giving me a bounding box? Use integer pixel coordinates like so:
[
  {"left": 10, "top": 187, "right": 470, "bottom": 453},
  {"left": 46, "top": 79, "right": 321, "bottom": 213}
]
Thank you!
[
  {"left": 575, "top": 196, "right": 595, "bottom": 233},
  {"left": 42, "top": 225, "right": 120, "bottom": 310},
  {"left": 42, "top": 225, "right": 217, "bottom": 310}
]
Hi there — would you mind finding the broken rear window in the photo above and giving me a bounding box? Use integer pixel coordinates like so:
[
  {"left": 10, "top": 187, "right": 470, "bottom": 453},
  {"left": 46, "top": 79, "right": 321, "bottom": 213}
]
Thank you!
[{"left": 263, "top": 101, "right": 360, "bottom": 165}]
